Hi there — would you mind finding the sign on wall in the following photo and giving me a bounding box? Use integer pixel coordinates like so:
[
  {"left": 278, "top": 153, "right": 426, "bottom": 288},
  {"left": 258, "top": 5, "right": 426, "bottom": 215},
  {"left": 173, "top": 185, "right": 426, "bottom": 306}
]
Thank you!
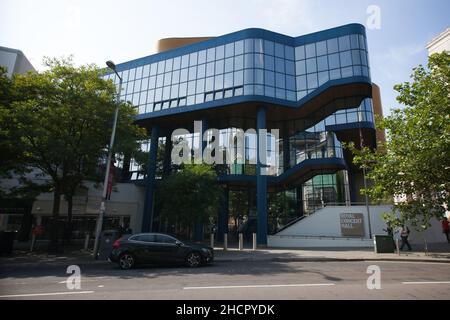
[{"left": 340, "top": 213, "right": 365, "bottom": 237}]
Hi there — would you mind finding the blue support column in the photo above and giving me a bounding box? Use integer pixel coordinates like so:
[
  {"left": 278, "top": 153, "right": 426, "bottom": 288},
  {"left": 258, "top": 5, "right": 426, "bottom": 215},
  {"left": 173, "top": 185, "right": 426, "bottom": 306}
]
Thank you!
[
  {"left": 142, "top": 125, "right": 159, "bottom": 232},
  {"left": 217, "top": 187, "right": 229, "bottom": 242},
  {"left": 194, "top": 118, "right": 208, "bottom": 241},
  {"left": 256, "top": 106, "right": 268, "bottom": 246}
]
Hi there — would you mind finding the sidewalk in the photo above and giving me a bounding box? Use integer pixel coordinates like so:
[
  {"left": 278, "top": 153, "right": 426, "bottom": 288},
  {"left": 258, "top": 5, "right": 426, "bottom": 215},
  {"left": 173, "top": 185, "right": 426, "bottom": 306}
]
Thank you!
[{"left": 1, "top": 245, "right": 449, "bottom": 266}]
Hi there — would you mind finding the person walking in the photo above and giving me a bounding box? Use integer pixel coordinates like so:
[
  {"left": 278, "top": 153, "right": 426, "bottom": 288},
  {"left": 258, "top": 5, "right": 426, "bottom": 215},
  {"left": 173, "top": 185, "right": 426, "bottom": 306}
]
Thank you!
[
  {"left": 442, "top": 217, "right": 450, "bottom": 243},
  {"left": 400, "top": 225, "right": 412, "bottom": 251}
]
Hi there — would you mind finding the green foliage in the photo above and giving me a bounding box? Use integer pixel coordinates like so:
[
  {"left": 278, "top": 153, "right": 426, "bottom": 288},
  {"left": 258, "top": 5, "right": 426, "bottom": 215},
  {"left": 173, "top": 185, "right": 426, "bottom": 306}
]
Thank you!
[
  {"left": 345, "top": 52, "right": 450, "bottom": 230},
  {"left": 0, "top": 57, "right": 147, "bottom": 211},
  {"left": 157, "top": 164, "right": 223, "bottom": 228}
]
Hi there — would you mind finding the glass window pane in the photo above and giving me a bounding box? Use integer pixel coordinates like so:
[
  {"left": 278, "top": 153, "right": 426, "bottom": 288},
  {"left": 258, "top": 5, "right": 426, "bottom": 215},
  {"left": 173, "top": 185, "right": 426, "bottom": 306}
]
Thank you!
[
  {"left": 143, "top": 65, "right": 150, "bottom": 78},
  {"left": 187, "top": 81, "right": 196, "bottom": 96},
  {"left": 328, "top": 53, "right": 340, "bottom": 69},
  {"left": 170, "top": 84, "right": 179, "bottom": 99},
  {"left": 135, "top": 67, "right": 143, "bottom": 79},
  {"left": 255, "top": 84, "right": 264, "bottom": 95},
  {"left": 163, "top": 73, "right": 171, "bottom": 86},
  {"left": 244, "top": 53, "right": 254, "bottom": 68},
  {"left": 196, "top": 79, "right": 205, "bottom": 93},
  {"left": 317, "top": 56, "right": 328, "bottom": 72},
  {"left": 244, "top": 39, "right": 254, "bottom": 53},
  {"left": 225, "top": 43, "right": 234, "bottom": 58},
  {"left": 206, "top": 62, "right": 215, "bottom": 77},
  {"left": 173, "top": 57, "right": 181, "bottom": 70},
  {"left": 225, "top": 57, "right": 233, "bottom": 73},
  {"left": 141, "top": 77, "right": 149, "bottom": 91},
  {"left": 179, "top": 82, "right": 187, "bottom": 96},
  {"left": 207, "top": 47, "right": 215, "bottom": 62},
  {"left": 198, "top": 50, "right": 207, "bottom": 64},
  {"left": 359, "top": 35, "right": 366, "bottom": 50},
  {"left": 244, "top": 69, "right": 253, "bottom": 84},
  {"left": 264, "top": 55, "right": 274, "bottom": 71},
  {"left": 188, "top": 66, "right": 197, "bottom": 80},
  {"left": 180, "top": 68, "right": 188, "bottom": 82},
  {"left": 216, "top": 45, "right": 225, "bottom": 60},
  {"left": 316, "top": 41, "right": 327, "bottom": 56},
  {"left": 318, "top": 71, "right": 329, "bottom": 86},
  {"left": 339, "top": 36, "right": 350, "bottom": 51},
  {"left": 264, "top": 40, "right": 274, "bottom": 55},
  {"left": 276, "top": 88, "right": 285, "bottom": 99},
  {"left": 235, "top": 40, "right": 244, "bottom": 55},
  {"left": 254, "top": 53, "right": 264, "bottom": 68},
  {"left": 157, "top": 61, "right": 165, "bottom": 74},
  {"left": 275, "top": 43, "right": 284, "bottom": 58},
  {"left": 163, "top": 86, "right": 171, "bottom": 100},
  {"left": 234, "top": 87, "right": 243, "bottom": 96},
  {"left": 265, "top": 70, "right": 275, "bottom": 86},
  {"left": 197, "top": 64, "right": 206, "bottom": 78},
  {"left": 305, "top": 43, "right": 316, "bottom": 58},
  {"left": 156, "top": 74, "right": 164, "bottom": 87},
  {"left": 285, "top": 46, "right": 295, "bottom": 60},
  {"left": 189, "top": 52, "right": 198, "bottom": 66},
  {"left": 150, "top": 63, "right": 157, "bottom": 76},
  {"left": 224, "top": 72, "right": 233, "bottom": 88},
  {"left": 234, "top": 70, "right": 243, "bottom": 86},
  {"left": 205, "top": 92, "right": 214, "bottom": 102},
  {"left": 254, "top": 39, "right": 264, "bottom": 53},
  {"left": 181, "top": 55, "right": 189, "bottom": 69},
  {"left": 350, "top": 34, "right": 359, "bottom": 49},
  {"left": 205, "top": 76, "right": 214, "bottom": 92},
  {"left": 215, "top": 60, "right": 224, "bottom": 74},
  {"left": 340, "top": 51, "right": 352, "bottom": 67},
  {"left": 295, "top": 45, "right": 305, "bottom": 60},
  {"left": 275, "top": 72, "right": 285, "bottom": 89},
  {"left": 296, "top": 75, "right": 306, "bottom": 90},
  {"left": 171, "top": 70, "right": 180, "bottom": 84},
  {"left": 286, "top": 75, "right": 295, "bottom": 91},
  {"left": 296, "top": 60, "right": 306, "bottom": 75},
  {"left": 341, "top": 66, "right": 353, "bottom": 78},
  {"left": 149, "top": 76, "right": 156, "bottom": 89},
  {"left": 330, "top": 68, "right": 341, "bottom": 80},
  {"left": 165, "top": 59, "right": 173, "bottom": 72},
  {"left": 129, "top": 68, "right": 136, "bottom": 80},
  {"left": 306, "top": 58, "right": 317, "bottom": 73},
  {"left": 327, "top": 38, "right": 338, "bottom": 54},
  {"left": 275, "top": 57, "right": 285, "bottom": 73},
  {"left": 351, "top": 50, "right": 361, "bottom": 65},
  {"left": 255, "top": 69, "right": 264, "bottom": 84},
  {"left": 307, "top": 73, "right": 318, "bottom": 89},
  {"left": 234, "top": 55, "right": 244, "bottom": 70},
  {"left": 285, "top": 60, "right": 295, "bottom": 75},
  {"left": 214, "top": 74, "right": 224, "bottom": 90},
  {"left": 214, "top": 91, "right": 223, "bottom": 100},
  {"left": 265, "top": 86, "right": 275, "bottom": 97},
  {"left": 224, "top": 88, "right": 233, "bottom": 98}
]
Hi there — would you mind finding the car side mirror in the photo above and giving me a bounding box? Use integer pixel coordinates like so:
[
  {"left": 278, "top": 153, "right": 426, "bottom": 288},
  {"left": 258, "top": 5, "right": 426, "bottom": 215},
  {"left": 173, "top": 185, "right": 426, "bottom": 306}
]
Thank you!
[{"left": 175, "top": 241, "right": 182, "bottom": 246}]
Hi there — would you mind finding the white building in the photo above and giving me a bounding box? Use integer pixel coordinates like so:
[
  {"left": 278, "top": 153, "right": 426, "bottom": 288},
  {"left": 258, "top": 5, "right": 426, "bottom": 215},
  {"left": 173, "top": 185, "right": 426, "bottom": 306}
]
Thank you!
[{"left": 427, "top": 27, "right": 450, "bottom": 55}]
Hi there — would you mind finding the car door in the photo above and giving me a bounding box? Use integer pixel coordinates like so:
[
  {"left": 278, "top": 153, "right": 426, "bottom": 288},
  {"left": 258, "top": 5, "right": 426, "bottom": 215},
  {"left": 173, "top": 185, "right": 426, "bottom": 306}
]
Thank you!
[
  {"left": 154, "top": 235, "right": 182, "bottom": 263},
  {"left": 128, "top": 234, "right": 157, "bottom": 263}
]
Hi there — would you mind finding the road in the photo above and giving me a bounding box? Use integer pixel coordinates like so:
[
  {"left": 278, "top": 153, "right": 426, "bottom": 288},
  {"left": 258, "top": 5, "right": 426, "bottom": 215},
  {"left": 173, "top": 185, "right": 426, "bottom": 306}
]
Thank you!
[{"left": 0, "top": 259, "right": 449, "bottom": 300}]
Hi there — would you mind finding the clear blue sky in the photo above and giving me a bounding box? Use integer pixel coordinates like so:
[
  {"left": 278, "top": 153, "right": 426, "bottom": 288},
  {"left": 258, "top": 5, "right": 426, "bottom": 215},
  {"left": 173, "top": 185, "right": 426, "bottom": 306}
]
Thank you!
[{"left": 1, "top": 0, "right": 449, "bottom": 116}]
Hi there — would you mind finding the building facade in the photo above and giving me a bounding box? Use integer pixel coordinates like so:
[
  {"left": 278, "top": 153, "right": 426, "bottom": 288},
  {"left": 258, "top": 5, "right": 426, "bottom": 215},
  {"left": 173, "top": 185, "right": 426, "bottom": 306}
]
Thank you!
[
  {"left": 103, "top": 24, "right": 383, "bottom": 246},
  {"left": 427, "top": 27, "right": 450, "bottom": 55}
]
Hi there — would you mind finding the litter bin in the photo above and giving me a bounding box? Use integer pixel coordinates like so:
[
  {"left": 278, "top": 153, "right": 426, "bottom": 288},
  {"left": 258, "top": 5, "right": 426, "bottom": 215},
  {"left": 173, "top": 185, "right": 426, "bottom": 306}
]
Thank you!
[
  {"left": 0, "top": 231, "right": 17, "bottom": 256},
  {"left": 374, "top": 234, "right": 395, "bottom": 253},
  {"left": 97, "top": 230, "right": 121, "bottom": 260}
]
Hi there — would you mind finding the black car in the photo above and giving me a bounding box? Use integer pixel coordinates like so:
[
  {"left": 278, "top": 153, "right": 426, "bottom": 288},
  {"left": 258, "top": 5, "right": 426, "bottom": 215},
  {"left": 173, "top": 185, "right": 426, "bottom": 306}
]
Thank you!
[{"left": 109, "top": 233, "right": 214, "bottom": 270}]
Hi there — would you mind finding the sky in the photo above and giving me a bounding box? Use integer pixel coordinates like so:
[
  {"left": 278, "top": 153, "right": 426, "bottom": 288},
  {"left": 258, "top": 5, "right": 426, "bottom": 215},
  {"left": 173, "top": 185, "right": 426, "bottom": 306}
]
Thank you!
[{"left": 1, "top": 0, "right": 449, "bottom": 117}]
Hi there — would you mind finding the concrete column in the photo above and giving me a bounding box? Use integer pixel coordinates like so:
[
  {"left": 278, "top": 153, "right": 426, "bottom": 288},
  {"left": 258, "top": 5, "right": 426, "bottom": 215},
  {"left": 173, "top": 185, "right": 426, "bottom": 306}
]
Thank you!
[
  {"left": 343, "top": 170, "right": 351, "bottom": 206},
  {"left": 218, "top": 187, "right": 229, "bottom": 242},
  {"left": 256, "top": 106, "right": 268, "bottom": 246},
  {"left": 142, "top": 125, "right": 159, "bottom": 232}
]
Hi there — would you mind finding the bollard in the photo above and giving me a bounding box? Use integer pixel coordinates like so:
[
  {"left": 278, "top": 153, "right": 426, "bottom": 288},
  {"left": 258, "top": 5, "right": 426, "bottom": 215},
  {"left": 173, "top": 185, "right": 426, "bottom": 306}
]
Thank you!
[
  {"left": 210, "top": 233, "right": 214, "bottom": 248},
  {"left": 238, "top": 233, "right": 243, "bottom": 251},
  {"left": 223, "top": 233, "right": 228, "bottom": 251},
  {"left": 252, "top": 233, "right": 257, "bottom": 250},
  {"left": 84, "top": 233, "right": 90, "bottom": 251},
  {"left": 396, "top": 239, "right": 400, "bottom": 255},
  {"left": 30, "top": 234, "right": 36, "bottom": 252}
]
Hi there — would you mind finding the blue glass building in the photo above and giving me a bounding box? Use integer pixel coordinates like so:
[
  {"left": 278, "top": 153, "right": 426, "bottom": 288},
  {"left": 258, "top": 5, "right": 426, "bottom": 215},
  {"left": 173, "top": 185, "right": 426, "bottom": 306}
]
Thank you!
[{"left": 104, "top": 24, "right": 381, "bottom": 246}]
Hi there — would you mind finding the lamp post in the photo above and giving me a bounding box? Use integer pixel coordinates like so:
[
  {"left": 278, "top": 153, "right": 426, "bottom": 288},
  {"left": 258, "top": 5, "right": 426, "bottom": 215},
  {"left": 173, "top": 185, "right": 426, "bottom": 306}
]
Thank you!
[
  {"left": 362, "top": 163, "right": 372, "bottom": 239},
  {"left": 92, "top": 60, "right": 123, "bottom": 259}
]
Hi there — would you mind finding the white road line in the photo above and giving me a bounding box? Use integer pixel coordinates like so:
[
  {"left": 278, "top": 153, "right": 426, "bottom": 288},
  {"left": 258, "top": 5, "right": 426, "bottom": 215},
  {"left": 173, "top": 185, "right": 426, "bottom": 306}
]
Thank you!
[
  {"left": 402, "top": 281, "right": 450, "bottom": 285},
  {"left": 0, "top": 291, "right": 94, "bottom": 298},
  {"left": 183, "top": 283, "right": 335, "bottom": 290},
  {"left": 368, "top": 260, "right": 450, "bottom": 265}
]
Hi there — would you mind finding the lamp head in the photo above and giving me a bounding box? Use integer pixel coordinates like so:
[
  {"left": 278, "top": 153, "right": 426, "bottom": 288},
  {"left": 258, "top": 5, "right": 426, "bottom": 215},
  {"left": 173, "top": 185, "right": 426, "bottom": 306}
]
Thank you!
[{"left": 106, "top": 60, "right": 116, "bottom": 70}]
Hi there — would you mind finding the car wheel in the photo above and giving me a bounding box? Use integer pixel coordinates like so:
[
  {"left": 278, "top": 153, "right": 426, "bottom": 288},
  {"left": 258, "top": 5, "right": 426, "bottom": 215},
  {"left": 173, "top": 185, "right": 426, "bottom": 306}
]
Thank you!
[
  {"left": 118, "top": 253, "right": 135, "bottom": 270},
  {"left": 185, "top": 251, "right": 202, "bottom": 268}
]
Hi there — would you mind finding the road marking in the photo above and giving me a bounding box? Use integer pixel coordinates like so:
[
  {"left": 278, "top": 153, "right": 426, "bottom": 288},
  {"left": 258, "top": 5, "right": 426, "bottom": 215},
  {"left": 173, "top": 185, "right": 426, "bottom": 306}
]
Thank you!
[
  {"left": 0, "top": 291, "right": 94, "bottom": 298},
  {"left": 183, "top": 283, "right": 335, "bottom": 290},
  {"left": 368, "top": 260, "right": 450, "bottom": 265},
  {"left": 402, "top": 281, "right": 450, "bottom": 285}
]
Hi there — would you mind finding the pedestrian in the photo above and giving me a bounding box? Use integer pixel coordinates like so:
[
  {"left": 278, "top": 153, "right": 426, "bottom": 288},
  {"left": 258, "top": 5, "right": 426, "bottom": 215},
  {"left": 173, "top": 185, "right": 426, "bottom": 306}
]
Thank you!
[
  {"left": 400, "top": 225, "right": 412, "bottom": 251},
  {"left": 442, "top": 217, "right": 450, "bottom": 243}
]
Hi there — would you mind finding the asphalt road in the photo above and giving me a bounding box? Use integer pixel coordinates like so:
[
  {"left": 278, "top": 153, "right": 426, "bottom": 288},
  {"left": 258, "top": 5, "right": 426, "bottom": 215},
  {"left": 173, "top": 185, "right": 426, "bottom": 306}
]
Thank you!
[{"left": 0, "top": 259, "right": 449, "bottom": 300}]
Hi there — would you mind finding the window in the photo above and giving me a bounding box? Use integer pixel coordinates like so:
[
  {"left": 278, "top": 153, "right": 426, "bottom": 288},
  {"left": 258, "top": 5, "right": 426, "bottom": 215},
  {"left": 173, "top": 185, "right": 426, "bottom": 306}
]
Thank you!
[
  {"left": 244, "top": 39, "right": 254, "bottom": 53},
  {"left": 197, "top": 64, "right": 206, "bottom": 78},
  {"left": 285, "top": 46, "right": 295, "bottom": 60},
  {"left": 275, "top": 73, "right": 285, "bottom": 89},
  {"left": 189, "top": 52, "right": 198, "bottom": 66},
  {"left": 181, "top": 55, "right": 189, "bottom": 69},
  {"left": 255, "top": 69, "right": 264, "bottom": 84},
  {"left": 265, "top": 70, "right": 275, "bottom": 86},
  {"left": 196, "top": 78, "right": 205, "bottom": 93},
  {"left": 187, "top": 81, "right": 196, "bottom": 96},
  {"left": 264, "top": 40, "right": 274, "bottom": 55},
  {"left": 254, "top": 54, "right": 264, "bottom": 68},
  {"left": 285, "top": 60, "right": 295, "bottom": 75},
  {"left": 198, "top": 50, "right": 207, "bottom": 64},
  {"left": 135, "top": 67, "right": 143, "bottom": 79},
  {"left": 317, "top": 56, "right": 328, "bottom": 72},
  {"left": 265, "top": 86, "right": 275, "bottom": 97},
  {"left": 179, "top": 82, "right": 187, "bottom": 96},
  {"left": 296, "top": 60, "right": 306, "bottom": 75},
  {"left": 224, "top": 72, "right": 233, "bottom": 88},
  {"left": 163, "top": 72, "right": 171, "bottom": 87},
  {"left": 264, "top": 55, "right": 274, "bottom": 71},
  {"left": 305, "top": 43, "right": 316, "bottom": 58},
  {"left": 131, "top": 234, "right": 156, "bottom": 242},
  {"left": 244, "top": 53, "right": 254, "bottom": 69},
  {"left": 295, "top": 45, "right": 305, "bottom": 60},
  {"left": 341, "top": 66, "right": 353, "bottom": 78},
  {"left": 307, "top": 73, "right": 318, "bottom": 89},
  {"left": 180, "top": 68, "right": 188, "bottom": 82},
  {"left": 215, "top": 60, "right": 224, "bottom": 74},
  {"left": 224, "top": 88, "right": 233, "bottom": 98},
  {"left": 275, "top": 57, "right": 285, "bottom": 73},
  {"left": 225, "top": 57, "right": 233, "bottom": 73},
  {"left": 165, "top": 59, "right": 173, "bottom": 72},
  {"left": 286, "top": 75, "right": 295, "bottom": 91},
  {"left": 207, "top": 47, "right": 215, "bottom": 62},
  {"left": 171, "top": 84, "right": 179, "bottom": 99},
  {"left": 316, "top": 41, "right": 327, "bottom": 56},
  {"left": 350, "top": 34, "right": 359, "bottom": 49},
  {"left": 328, "top": 53, "right": 340, "bottom": 69},
  {"left": 339, "top": 36, "right": 350, "bottom": 51},
  {"left": 157, "top": 61, "right": 165, "bottom": 74},
  {"left": 150, "top": 63, "right": 157, "bottom": 76},
  {"left": 340, "top": 51, "right": 352, "bottom": 67},
  {"left": 351, "top": 50, "right": 361, "bottom": 65},
  {"left": 216, "top": 45, "right": 225, "bottom": 60},
  {"left": 327, "top": 38, "right": 338, "bottom": 54},
  {"left": 172, "top": 70, "right": 180, "bottom": 84},
  {"left": 188, "top": 66, "right": 197, "bottom": 81},
  {"left": 254, "top": 39, "right": 264, "bottom": 53},
  {"left": 205, "top": 76, "right": 214, "bottom": 92},
  {"left": 296, "top": 75, "right": 307, "bottom": 91},
  {"left": 173, "top": 57, "right": 181, "bottom": 70},
  {"left": 306, "top": 58, "right": 317, "bottom": 73},
  {"left": 156, "top": 74, "right": 164, "bottom": 88},
  {"left": 206, "top": 62, "right": 215, "bottom": 77},
  {"left": 234, "top": 55, "right": 244, "bottom": 70},
  {"left": 275, "top": 43, "right": 284, "bottom": 58},
  {"left": 225, "top": 43, "right": 234, "bottom": 58},
  {"left": 234, "top": 70, "right": 243, "bottom": 86},
  {"left": 155, "top": 235, "right": 177, "bottom": 244},
  {"left": 318, "top": 71, "right": 329, "bottom": 86},
  {"left": 214, "top": 74, "right": 224, "bottom": 90},
  {"left": 235, "top": 40, "right": 244, "bottom": 55},
  {"left": 330, "top": 68, "right": 341, "bottom": 80}
]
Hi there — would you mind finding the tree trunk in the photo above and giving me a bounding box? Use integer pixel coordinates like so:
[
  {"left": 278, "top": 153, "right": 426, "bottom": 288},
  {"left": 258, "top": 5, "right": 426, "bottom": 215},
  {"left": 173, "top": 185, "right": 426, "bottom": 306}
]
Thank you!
[
  {"left": 64, "top": 195, "right": 74, "bottom": 245},
  {"left": 48, "top": 185, "right": 61, "bottom": 254}
]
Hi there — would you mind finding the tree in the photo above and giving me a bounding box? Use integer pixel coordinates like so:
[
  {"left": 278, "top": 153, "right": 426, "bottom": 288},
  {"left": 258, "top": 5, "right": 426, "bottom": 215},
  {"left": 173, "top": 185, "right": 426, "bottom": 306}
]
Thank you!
[
  {"left": 346, "top": 52, "right": 450, "bottom": 230},
  {"left": 0, "top": 57, "right": 147, "bottom": 251},
  {"left": 157, "top": 164, "right": 223, "bottom": 239}
]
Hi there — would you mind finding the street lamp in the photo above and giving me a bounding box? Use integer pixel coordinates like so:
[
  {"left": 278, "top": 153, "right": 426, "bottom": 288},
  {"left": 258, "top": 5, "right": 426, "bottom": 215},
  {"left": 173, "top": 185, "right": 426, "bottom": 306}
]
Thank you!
[{"left": 92, "top": 60, "right": 123, "bottom": 259}]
